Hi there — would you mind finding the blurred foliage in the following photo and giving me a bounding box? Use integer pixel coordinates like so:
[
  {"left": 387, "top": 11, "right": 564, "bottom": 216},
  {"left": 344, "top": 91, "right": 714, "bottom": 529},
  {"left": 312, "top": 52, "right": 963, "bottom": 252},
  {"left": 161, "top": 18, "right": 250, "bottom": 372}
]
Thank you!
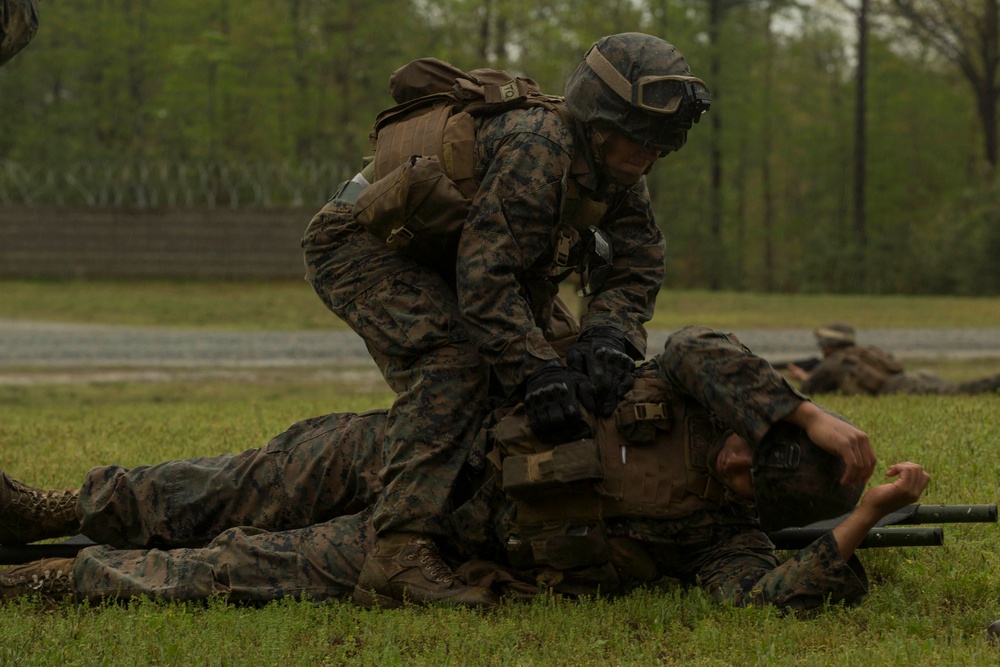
[
  {"left": 0, "top": 0, "right": 997, "bottom": 294},
  {"left": 5, "top": 280, "right": 1000, "bottom": 329}
]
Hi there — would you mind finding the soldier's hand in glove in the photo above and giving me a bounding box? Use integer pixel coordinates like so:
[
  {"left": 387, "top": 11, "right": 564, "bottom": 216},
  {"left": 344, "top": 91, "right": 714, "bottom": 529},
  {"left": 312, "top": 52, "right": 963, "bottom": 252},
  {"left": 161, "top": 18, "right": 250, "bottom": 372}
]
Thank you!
[
  {"left": 524, "top": 362, "right": 594, "bottom": 444},
  {"left": 566, "top": 327, "right": 637, "bottom": 417}
]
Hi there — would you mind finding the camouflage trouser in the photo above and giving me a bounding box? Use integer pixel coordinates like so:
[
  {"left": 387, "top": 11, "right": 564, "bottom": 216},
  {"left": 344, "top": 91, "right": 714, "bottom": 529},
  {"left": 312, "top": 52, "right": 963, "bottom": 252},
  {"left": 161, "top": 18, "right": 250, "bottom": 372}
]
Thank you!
[
  {"left": 881, "top": 370, "right": 1000, "bottom": 396},
  {"left": 302, "top": 199, "right": 490, "bottom": 537},
  {"left": 667, "top": 527, "right": 868, "bottom": 611},
  {"left": 73, "top": 412, "right": 387, "bottom": 603}
]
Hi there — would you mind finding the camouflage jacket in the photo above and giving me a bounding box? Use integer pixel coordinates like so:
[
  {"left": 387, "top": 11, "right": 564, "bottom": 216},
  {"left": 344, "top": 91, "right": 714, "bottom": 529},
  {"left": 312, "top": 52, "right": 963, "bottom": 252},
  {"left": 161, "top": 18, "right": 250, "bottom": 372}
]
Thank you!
[
  {"left": 457, "top": 106, "right": 665, "bottom": 395},
  {"left": 0, "top": 0, "right": 39, "bottom": 67}
]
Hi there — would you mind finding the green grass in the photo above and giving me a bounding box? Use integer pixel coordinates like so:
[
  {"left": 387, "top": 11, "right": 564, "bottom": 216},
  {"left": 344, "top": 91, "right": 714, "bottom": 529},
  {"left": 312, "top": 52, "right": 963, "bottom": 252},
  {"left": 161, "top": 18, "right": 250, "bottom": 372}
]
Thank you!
[
  {"left": 0, "top": 279, "right": 337, "bottom": 331},
  {"left": 2, "top": 280, "right": 1000, "bottom": 664},
  {"left": 653, "top": 290, "right": 1000, "bottom": 330},
  {"left": 4, "top": 279, "right": 1000, "bottom": 330},
  {"left": 1, "top": 380, "right": 1000, "bottom": 665}
]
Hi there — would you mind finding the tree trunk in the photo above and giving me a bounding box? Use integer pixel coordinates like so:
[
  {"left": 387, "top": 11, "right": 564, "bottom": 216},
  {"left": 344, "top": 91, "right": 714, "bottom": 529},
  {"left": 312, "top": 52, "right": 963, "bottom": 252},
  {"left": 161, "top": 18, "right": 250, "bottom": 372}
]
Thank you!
[
  {"left": 978, "top": 0, "right": 999, "bottom": 169},
  {"left": 762, "top": 2, "right": 776, "bottom": 292},
  {"left": 852, "top": 0, "right": 869, "bottom": 290},
  {"left": 708, "top": 0, "right": 725, "bottom": 290}
]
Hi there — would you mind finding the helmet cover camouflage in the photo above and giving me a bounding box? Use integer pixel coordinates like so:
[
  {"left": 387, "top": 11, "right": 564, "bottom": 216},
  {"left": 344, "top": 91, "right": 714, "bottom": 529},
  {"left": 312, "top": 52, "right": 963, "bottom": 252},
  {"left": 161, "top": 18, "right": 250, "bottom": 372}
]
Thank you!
[
  {"left": 564, "top": 32, "right": 710, "bottom": 153},
  {"left": 752, "top": 417, "right": 865, "bottom": 532},
  {"left": 814, "top": 322, "right": 856, "bottom": 348}
]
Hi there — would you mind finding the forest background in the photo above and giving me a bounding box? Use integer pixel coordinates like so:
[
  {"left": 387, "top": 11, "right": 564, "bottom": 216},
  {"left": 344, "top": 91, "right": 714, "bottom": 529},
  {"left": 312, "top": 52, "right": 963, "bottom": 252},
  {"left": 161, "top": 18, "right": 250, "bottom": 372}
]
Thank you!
[{"left": 1, "top": 0, "right": 998, "bottom": 296}]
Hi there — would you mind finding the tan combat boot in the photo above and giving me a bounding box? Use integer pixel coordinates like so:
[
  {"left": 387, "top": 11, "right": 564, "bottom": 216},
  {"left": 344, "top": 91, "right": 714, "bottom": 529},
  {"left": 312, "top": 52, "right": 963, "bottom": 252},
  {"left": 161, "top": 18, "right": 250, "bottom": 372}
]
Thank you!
[
  {"left": 0, "top": 472, "right": 81, "bottom": 545},
  {"left": 353, "top": 533, "right": 497, "bottom": 609},
  {"left": 0, "top": 557, "right": 77, "bottom": 602}
]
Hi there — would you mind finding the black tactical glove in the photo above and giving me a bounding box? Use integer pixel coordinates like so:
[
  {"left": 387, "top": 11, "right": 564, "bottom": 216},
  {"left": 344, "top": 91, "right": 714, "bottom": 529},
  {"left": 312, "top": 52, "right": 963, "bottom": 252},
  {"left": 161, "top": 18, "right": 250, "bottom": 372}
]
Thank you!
[
  {"left": 524, "top": 362, "right": 594, "bottom": 444},
  {"left": 566, "top": 327, "right": 637, "bottom": 417}
]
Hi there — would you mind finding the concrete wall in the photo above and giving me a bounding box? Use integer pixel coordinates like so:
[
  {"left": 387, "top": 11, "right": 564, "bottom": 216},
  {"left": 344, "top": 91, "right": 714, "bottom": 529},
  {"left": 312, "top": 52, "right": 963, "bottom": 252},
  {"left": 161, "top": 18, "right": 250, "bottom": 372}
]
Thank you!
[{"left": 0, "top": 206, "right": 319, "bottom": 280}]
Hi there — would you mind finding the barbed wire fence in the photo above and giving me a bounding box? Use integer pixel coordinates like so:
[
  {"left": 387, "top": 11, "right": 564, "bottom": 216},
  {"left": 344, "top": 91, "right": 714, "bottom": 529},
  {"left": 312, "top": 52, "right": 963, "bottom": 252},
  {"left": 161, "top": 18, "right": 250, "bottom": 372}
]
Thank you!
[{"left": 0, "top": 159, "right": 355, "bottom": 208}]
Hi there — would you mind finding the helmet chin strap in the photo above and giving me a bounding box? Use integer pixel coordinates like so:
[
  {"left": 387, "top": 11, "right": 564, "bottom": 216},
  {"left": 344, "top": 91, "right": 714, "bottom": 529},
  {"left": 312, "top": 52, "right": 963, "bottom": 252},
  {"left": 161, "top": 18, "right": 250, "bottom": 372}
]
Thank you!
[
  {"left": 587, "top": 123, "right": 609, "bottom": 166},
  {"left": 587, "top": 124, "right": 647, "bottom": 186}
]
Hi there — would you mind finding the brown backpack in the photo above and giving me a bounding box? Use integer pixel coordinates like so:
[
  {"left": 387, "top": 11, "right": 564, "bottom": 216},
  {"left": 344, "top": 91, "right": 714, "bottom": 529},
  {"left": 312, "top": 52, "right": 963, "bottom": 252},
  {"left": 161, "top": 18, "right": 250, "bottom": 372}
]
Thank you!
[
  {"left": 353, "top": 58, "right": 572, "bottom": 265},
  {"left": 370, "top": 57, "right": 569, "bottom": 192}
]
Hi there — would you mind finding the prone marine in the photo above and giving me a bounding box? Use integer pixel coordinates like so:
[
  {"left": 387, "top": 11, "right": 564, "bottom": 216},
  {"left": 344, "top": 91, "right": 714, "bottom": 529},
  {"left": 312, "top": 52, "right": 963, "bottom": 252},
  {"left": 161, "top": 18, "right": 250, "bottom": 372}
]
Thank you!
[{"left": 0, "top": 326, "right": 929, "bottom": 611}]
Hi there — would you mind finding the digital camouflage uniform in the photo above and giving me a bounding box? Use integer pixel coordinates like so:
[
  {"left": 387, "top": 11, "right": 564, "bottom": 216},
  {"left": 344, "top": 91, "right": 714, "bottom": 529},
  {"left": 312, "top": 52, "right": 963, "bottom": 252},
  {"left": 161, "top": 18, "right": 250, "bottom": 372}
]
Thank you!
[
  {"left": 801, "top": 344, "right": 1000, "bottom": 396},
  {"left": 65, "top": 327, "right": 867, "bottom": 612},
  {"left": 302, "top": 104, "right": 664, "bottom": 539},
  {"left": 0, "top": 0, "right": 39, "bottom": 66}
]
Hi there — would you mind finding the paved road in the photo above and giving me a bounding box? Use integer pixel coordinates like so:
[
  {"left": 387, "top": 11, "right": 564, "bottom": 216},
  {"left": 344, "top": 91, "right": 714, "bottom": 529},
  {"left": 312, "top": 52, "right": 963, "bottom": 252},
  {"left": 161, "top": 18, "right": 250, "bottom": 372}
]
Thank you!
[{"left": 2, "top": 320, "right": 998, "bottom": 372}]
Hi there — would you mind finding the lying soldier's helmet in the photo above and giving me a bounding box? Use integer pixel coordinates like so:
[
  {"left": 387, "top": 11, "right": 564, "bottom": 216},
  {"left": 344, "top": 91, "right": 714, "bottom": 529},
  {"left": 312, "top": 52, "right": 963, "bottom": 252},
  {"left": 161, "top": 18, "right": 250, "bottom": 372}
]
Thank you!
[
  {"left": 752, "top": 417, "right": 866, "bottom": 532},
  {"left": 564, "top": 32, "right": 711, "bottom": 154}
]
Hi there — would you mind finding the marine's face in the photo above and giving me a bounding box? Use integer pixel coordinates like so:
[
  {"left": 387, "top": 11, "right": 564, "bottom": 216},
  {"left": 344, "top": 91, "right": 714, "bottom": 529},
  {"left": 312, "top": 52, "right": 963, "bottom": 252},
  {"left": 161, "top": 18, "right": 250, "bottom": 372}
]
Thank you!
[
  {"left": 600, "top": 130, "right": 661, "bottom": 185},
  {"left": 714, "top": 432, "right": 755, "bottom": 500}
]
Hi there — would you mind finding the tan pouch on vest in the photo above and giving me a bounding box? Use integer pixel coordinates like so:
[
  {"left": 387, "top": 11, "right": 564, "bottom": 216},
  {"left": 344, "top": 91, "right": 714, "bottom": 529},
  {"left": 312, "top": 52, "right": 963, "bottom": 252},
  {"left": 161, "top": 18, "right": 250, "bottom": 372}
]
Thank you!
[
  {"left": 505, "top": 520, "right": 611, "bottom": 571},
  {"left": 491, "top": 408, "right": 604, "bottom": 523},
  {"left": 353, "top": 154, "right": 470, "bottom": 263},
  {"left": 373, "top": 102, "right": 479, "bottom": 197},
  {"left": 501, "top": 439, "right": 603, "bottom": 497},
  {"left": 614, "top": 377, "right": 674, "bottom": 444}
]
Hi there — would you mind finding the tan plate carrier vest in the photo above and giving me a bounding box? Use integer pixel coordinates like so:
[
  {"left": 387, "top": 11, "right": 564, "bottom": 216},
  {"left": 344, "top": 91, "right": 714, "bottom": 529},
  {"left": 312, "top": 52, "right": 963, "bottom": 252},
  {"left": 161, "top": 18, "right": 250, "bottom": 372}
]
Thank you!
[{"left": 487, "top": 376, "right": 730, "bottom": 578}]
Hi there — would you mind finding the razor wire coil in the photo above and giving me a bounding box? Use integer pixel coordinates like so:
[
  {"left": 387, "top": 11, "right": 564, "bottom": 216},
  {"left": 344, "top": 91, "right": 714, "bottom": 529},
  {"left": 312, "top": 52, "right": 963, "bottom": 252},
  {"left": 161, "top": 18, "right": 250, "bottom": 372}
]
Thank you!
[{"left": 0, "top": 159, "right": 354, "bottom": 207}]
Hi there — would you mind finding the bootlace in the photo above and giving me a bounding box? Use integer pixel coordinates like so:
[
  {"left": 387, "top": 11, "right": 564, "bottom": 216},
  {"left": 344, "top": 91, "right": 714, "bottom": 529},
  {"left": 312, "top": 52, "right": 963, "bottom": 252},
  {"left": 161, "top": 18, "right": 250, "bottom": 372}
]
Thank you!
[
  {"left": 412, "top": 539, "right": 456, "bottom": 583},
  {"left": 1, "top": 474, "right": 81, "bottom": 544},
  {"left": 6, "top": 564, "right": 74, "bottom": 598},
  {"left": 9, "top": 477, "right": 78, "bottom": 519},
  {"left": 26, "top": 569, "right": 72, "bottom": 595}
]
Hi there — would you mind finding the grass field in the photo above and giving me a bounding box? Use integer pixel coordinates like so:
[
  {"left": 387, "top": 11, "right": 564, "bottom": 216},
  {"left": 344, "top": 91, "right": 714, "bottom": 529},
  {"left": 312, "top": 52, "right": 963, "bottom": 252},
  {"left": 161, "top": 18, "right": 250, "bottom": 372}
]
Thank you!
[
  {"left": 1, "top": 281, "right": 1000, "bottom": 665},
  {"left": 4, "top": 279, "right": 1000, "bottom": 330},
  {"left": 2, "top": 383, "right": 999, "bottom": 666}
]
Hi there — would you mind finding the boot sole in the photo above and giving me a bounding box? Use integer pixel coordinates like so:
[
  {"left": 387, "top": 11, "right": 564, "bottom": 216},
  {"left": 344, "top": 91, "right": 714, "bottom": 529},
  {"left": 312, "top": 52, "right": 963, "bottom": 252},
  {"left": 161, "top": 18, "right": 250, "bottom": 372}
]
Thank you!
[{"left": 352, "top": 585, "right": 404, "bottom": 609}]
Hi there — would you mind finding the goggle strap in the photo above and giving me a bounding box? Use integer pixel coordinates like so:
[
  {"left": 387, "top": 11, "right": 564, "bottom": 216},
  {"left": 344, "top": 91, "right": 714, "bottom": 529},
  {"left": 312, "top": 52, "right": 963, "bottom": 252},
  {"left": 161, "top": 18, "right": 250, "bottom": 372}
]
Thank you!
[{"left": 585, "top": 46, "right": 633, "bottom": 103}]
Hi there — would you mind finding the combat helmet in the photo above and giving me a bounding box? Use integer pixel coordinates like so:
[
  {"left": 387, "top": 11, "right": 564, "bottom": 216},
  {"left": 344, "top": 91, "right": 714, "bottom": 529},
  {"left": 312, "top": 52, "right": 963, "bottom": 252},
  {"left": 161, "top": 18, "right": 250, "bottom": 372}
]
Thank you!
[
  {"left": 814, "top": 322, "right": 856, "bottom": 349},
  {"left": 564, "top": 32, "right": 711, "bottom": 154},
  {"left": 752, "top": 417, "right": 866, "bottom": 532}
]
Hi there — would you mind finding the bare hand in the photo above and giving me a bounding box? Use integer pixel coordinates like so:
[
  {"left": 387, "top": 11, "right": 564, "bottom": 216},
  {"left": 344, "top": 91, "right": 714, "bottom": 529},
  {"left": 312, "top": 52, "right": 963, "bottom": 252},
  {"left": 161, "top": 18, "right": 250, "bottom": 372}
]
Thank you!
[
  {"left": 858, "top": 462, "right": 930, "bottom": 518},
  {"left": 786, "top": 402, "right": 877, "bottom": 486},
  {"left": 831, "top": 461, "right": 930, "bottom": 561},
  {"left": 785, "top": 363, "right": 809, "bottom": 381}
]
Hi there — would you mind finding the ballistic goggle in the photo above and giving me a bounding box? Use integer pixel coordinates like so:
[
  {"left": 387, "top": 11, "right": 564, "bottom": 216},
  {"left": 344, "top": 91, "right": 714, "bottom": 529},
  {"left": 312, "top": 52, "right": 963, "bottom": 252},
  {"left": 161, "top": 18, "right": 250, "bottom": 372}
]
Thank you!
[{"left": 585, "top": 46, "right": 711, "bottom": 117}]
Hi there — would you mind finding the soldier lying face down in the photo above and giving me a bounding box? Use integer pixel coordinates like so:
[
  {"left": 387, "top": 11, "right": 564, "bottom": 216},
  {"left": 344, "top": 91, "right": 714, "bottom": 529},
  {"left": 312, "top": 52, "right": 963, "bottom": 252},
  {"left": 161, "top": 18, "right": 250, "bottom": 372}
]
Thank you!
[
  {"left": 0, "top": 326, "right": 927, "bottom": 612},
  {"left": 786, "top": 322, "right": 1000, "bottom": 397}
]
